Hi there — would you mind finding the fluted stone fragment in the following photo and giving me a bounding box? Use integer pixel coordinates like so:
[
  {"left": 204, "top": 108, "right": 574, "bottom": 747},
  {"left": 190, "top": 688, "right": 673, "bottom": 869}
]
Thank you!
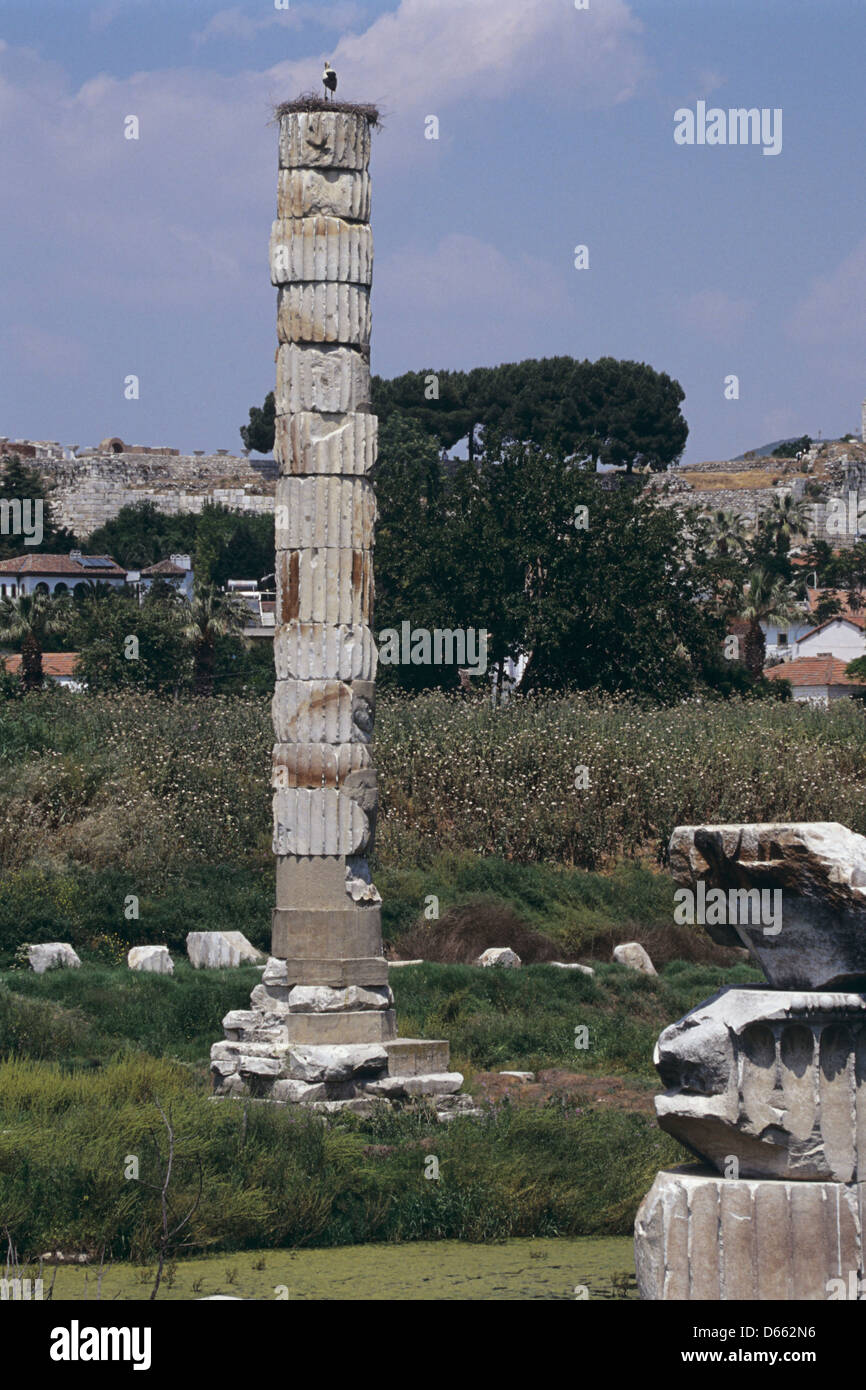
[
  {"left": 272, "top": 787, "right": 373, "bottom": 856},
  {"left": 636, "top": 1167, "right": 866, "bottom": 1300},
  {"left": 275, "top": 412, "right": 377, "bottom": 477},
  {"left": 277, "top": 168, "right": 371, "bottom": 222},
  {"left": 655, "top": 986, "right": 866, "bottom": 1181},
  {"left": 270, "top": 218, "right": 373, "bottom": 284},
  {"left": 272, "top": 679, "right": 375, "bottom": 745},
  {"left": 275, "top": 344, "right": 370, "bottom": 414},
  {"left": 274, "top": 622, "right": 377, "bottom": 682},
  {"left": 276, "top": 547, "right": 373, "bottom": 625},
  {"left": 669, "top": 822, "right": 866, "bottom": 989},
  {"left": 271, "top": 742, "right": 371, "bottom": 789},
  {"left": 278, "top": 111, "right": 371, "bottom": 171},
  {"left": 277, "top": 283, "right": 371, "bottom": 346},
  {"left": 275, "top": 476, "right": 376, "bottom": 550}
]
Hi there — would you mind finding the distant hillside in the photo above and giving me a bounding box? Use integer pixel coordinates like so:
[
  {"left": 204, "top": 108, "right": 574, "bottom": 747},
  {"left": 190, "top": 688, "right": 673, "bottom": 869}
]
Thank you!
[{"left": 733, "top": 434, "right": 858, "bottom": 462}]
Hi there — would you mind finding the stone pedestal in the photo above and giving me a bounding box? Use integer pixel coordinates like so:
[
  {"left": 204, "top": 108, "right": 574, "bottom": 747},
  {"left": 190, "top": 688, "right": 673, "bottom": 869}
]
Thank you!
[
  {"left": 636, "top": 1167, "right": 866, "bottom": 1300},
  {"left": 636, "top": 822, "right": 866, "bottom": 1298},
  {"left": 209, "top": 102, "right": 467, "bottom": 1118}
]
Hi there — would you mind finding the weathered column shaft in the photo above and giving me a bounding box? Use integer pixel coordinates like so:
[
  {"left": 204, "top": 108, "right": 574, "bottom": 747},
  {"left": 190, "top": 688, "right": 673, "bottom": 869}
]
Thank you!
[
  {"left": 209, "top": 102, "right": 466, "bottom": 1114},
  {"left": 270, "top": 108, "right": 393, "bottom": 1041}
]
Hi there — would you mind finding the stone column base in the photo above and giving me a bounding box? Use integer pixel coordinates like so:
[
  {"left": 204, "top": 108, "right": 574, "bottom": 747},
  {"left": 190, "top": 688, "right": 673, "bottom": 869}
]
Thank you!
[
  {"left": 209, "top": 957, "right": 480, "bottom": 1120},
  {"left": 635, "top": 1165, "right": 866, "bottom": 1300}
]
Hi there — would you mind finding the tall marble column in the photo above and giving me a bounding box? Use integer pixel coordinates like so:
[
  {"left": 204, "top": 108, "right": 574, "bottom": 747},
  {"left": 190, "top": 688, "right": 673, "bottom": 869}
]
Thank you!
[
  {"left": 210, "top": 103, "right": 474, "bottom": 1117},
  {"left": 270, "top": 106, "right": 389, "bottom": 1039}
]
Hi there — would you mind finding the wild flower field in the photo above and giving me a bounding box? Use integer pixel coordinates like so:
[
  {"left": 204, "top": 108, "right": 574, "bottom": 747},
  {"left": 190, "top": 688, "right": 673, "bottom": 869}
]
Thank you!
[{"left": 1, "top": 688, "right": 864, "bottom": 878}]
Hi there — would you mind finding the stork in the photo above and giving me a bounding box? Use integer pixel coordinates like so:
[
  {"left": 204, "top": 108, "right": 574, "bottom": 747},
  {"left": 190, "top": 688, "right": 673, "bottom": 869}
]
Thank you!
[{"left": 322, "top": 60, "right": 337, "bottom": 101}]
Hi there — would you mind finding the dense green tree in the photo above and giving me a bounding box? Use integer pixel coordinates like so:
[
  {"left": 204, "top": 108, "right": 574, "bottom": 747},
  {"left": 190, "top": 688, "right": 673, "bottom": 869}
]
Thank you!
[
  {"left": 71, "top": 590, "right": 191, "bottom": 694},
  {"left": 193, "top": 505, "right": 274, "bottom": 589},
  {"left": 373, "top": 414, "right": 451, "bottom": 690},
  {"left": 373, "top": 369, "right": 475, "bottom": 455},
  {"left": 706, "top": 508, "right": 748, "bottom": 559},
  {"left": 512, "top": 470, "right": 724, "bottom": 694},
  {"left": 759, "top": 493, "right": 811, "bottom": 562},
  {"left": 770, "top": 435, "right": 811, "bottom": 458},
  {"left": 372, "top": 357, "right": 688, "bottom": 472},
  {"left": 802, "top": 540, "right": 866, "bottom": 622},
  {"left": 0, "top": 455, "right": 78, "bottom": 560},
  {"left": 86, "top": 502, "right": 198, "bottom": 569},
  {"left": 373, "top": 426, "right": 722, "bottom": 698},
  {"left": 211, "top": 632, "right": 274, "bottom": 696},
  {"left": 181, "top": 586, "right": 250, "bottom": 696},
  {"left": 240, "top": 391, "right": 276, "bottom": 454},
  {"left": 0, "top": 592, "right": 69, "bottom": 690},
  {"left": 734, "top": 568, "right": 801, "bottom": 678}
]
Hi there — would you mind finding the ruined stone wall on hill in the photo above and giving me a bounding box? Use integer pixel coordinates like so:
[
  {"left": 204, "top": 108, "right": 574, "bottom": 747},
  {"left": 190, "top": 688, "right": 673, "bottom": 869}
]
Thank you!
[
  {"left": 30, "top": 452, "right": 277, "bottom": 537},
  {"left": 649, "top": 482, "right": 778, "bottom": 524}
]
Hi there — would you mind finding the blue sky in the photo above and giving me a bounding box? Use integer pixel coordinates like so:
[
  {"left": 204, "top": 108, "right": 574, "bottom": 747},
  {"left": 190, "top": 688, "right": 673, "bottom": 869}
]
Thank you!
[{"left": 1, "top": 0, "right": 864, "bottom": 463}]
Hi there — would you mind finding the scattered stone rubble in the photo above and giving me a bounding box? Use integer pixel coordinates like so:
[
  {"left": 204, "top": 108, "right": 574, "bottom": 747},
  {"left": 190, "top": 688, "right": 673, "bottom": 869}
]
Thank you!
[
  {"left": 27, "top": 943, "right": 80, "bottom": 974},
  {"left": 475, "top": 947, "right": 521, "bottom": 968},
  {"left": 612, "top": 942, "right": 656, "bottom": 975},
  {"left": 636, "top": 821, "right": 866, "bottom": 1300},
  {"left": 187, "top": 931, "right": 263, "bottom": 969},
  {"left": 127, "top": 946, "right": 174, "bottom": 975}
]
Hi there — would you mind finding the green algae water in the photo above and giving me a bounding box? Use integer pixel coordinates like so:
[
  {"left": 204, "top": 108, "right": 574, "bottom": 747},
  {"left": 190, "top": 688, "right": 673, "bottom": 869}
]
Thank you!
[{"left": 44, "top": 1237, "right": 637, "bottom": 1301}]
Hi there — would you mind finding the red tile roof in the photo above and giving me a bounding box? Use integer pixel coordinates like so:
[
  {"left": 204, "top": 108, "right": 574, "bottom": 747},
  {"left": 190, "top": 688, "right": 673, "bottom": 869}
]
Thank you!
[
  {"left": 3, "top": 652, "right": 79, "bottom": 678},
  {"left": 806, "top": 587, "right": 866, "bottom": 620},
  {"left": 765, "top": 656, "right": 866, "bottom": 688},
  {"left": 0, "top": 554, "right": 125, "bottom": 577},
  {"left": 140, "top": 559, "right": 187, "bottom": 577}
]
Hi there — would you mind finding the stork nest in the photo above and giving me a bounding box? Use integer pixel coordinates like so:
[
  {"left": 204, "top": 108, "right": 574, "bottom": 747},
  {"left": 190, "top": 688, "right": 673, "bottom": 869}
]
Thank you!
[{"left": 274, "top": 93, "right": 381, "bottom": 127}]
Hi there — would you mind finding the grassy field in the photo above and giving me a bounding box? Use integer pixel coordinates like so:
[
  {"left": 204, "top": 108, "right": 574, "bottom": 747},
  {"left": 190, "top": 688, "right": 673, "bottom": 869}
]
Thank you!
[
  {"left": 0, "top": 957, "right": 755, "bottom": 1262},
  {"left": 2, "top": 687, "right": 866, "bottom": 963},
  {"left": 0, "top": 686, "right": 856, "bottom": 1276}
]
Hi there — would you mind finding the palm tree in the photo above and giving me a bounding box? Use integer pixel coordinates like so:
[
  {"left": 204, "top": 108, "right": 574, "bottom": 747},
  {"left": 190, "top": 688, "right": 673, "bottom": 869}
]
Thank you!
[
  {"left": 182, "top": 585, "right": 250, "bottom": 696},
  {"left": 707, "top": 508, "right": 748, "bottom": 558},
  {"left": 0, "top": 592, "right": 70, "bottom": 691},
  {"left": 736, "top": 567, "right": 802, "bottom": 678},
  {"left": 761, "top": 492, "right": 811, "bottom": 557}
]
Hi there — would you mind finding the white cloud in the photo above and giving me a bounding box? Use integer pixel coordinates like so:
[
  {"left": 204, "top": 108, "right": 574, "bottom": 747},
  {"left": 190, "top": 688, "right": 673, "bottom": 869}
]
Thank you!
[
  {"left": 789, "top": 236, "right": 866, "bottom": 346},
  {"left": 193, "top": 3, "right": 364, "bottom": 46},
  {"left": 379, "top": 233, "right": 558, "bottom": 316},
  {"left": 0, "top": 0, "right": 649, "bottom": 316},
  {"left": 267, "top": 0, "right": 648, "bottom": 116},
  {"left": 674, "top": 289, "right": 753, "bottom": 342}
]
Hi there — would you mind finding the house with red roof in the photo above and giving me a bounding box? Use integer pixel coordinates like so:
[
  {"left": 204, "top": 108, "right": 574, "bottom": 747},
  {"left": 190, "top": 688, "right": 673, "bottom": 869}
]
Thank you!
[
  {"left": 794, "top": 613, "right": 866, "bottom": 664},
  {"left": 0, "top": 551, "right": 126, "bottom": 600},
  {"left": 125, "top": 554, "right": 193, "bottom": 602},
  {"left": 765, "top": 655, "right": 866, "bottom": 705},
  {"left": 2, "top": 652, "right": 83, "bottom": 691}
]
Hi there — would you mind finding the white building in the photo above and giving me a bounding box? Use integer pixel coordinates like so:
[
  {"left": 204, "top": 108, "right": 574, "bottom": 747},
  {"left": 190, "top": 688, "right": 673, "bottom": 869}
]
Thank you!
[
  {"left": 765, "top": 655, "right": 866, "bottom": 705},
  {"left": 126, "top": 554, "right": 194, "bottom": 602},
  {"left": 227, "top": 579, "right": 275, "bottom": 639},
  {"left": 794, "top": 615, "right": 866, "bottom": 664},
  {"left": 0, "top": 551, "right": 127, "bottom": 599}
]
